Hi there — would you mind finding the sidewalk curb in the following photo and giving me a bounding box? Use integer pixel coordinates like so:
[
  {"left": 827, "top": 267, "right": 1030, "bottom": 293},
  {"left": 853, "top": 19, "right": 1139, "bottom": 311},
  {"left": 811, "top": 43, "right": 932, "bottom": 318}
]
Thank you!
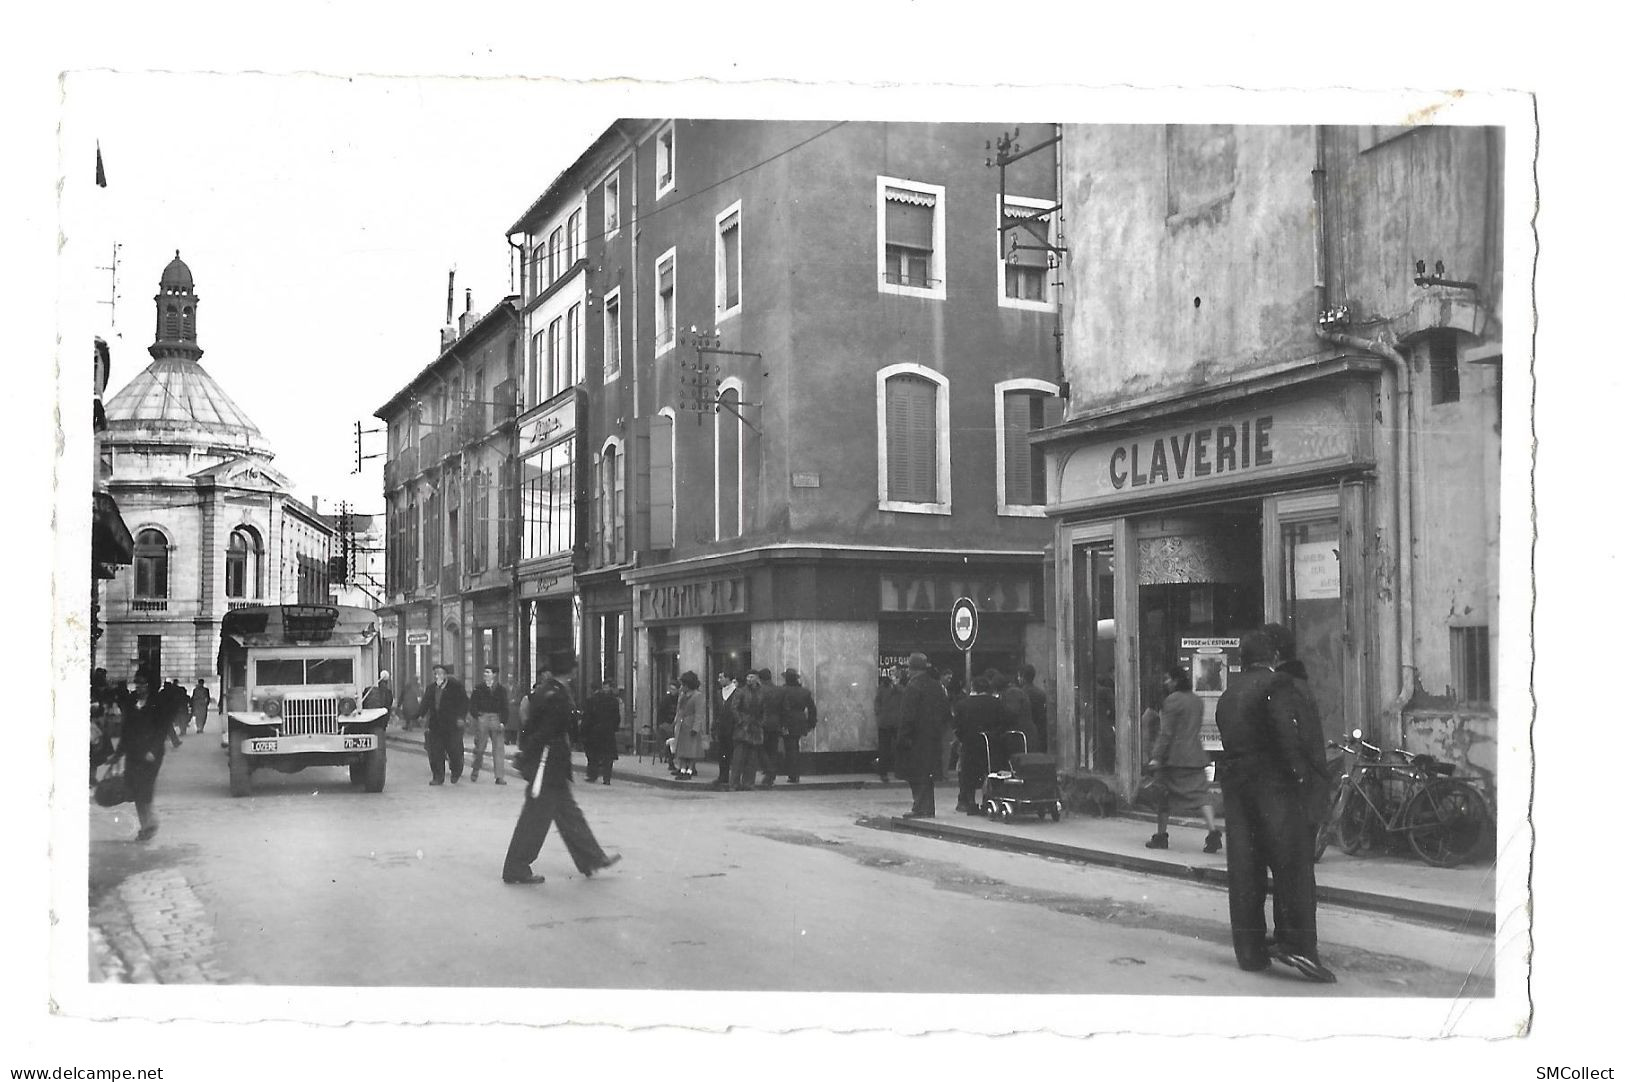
[
  {"left": 860, "top": 815, "right": 1495, "bottom": 935},
  {"left": 382, "top": 732, "right": 910, "bottom": 793}
]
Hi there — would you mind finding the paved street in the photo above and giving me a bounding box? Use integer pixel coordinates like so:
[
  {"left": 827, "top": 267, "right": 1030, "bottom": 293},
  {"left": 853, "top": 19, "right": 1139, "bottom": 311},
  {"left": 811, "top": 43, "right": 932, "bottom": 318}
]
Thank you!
[{"left": 87, "top": 736, "right": 1494, "bottom": 996}]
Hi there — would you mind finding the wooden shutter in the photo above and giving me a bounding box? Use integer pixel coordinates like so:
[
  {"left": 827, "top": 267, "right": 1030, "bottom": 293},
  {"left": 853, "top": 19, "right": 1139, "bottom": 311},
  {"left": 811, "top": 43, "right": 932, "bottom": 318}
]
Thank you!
[
  {"left": 720, "top": 213, "right": 741, "bottom": 310},
  {"left": 886, "top": 375, "right": 937, "bottom": 503},
  {"left": 649, "top": 417, "right": 674, "bottom": 550}
]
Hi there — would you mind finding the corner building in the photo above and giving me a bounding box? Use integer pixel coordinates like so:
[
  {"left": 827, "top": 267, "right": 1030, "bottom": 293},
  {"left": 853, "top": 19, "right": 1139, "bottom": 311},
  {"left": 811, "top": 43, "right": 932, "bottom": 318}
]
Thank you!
[
  {"left": 509, "top": 120, "right": 1061, "bottom": 771},
  {"left": 1038, "top": 125, "right": 1504, "bottom": 799}
]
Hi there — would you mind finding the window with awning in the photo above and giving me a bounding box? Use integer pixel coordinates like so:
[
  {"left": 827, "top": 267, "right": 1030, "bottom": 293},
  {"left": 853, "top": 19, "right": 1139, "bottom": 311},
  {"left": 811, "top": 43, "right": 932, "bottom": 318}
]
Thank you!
[{"left": 884, "top": 185, "right": 938, "bottom": 289}]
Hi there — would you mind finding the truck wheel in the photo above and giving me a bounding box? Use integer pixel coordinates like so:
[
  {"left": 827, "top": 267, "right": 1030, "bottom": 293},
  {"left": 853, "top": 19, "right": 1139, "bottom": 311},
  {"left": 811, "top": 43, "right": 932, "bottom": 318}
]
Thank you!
[
  {"left": 363, "top": 732, "right": 387, "bottom": 793},
  {"left": 349, "top": 762, "right": 366, "bottom": 786},
  {"left": 228, "top": 731, "right": 252, "bottom": 797}
]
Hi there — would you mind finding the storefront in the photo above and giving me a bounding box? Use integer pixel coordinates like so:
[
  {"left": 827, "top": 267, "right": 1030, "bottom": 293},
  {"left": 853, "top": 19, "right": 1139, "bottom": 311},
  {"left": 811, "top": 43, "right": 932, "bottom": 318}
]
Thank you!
[
  {"left": 1040, "top": 364, "right": 1381, "bottom": 797},
  {"left": 626, "top": 549, "right": 1047, "bottom": 773},
  {"left": 514, "top": 391, "right": 582, "bottom": 692}
]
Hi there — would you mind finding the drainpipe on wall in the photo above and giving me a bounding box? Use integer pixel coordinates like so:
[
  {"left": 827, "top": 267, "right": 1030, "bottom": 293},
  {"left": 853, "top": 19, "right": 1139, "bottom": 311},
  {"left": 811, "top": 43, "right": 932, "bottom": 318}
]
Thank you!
[{"left": 1311, "top": 126, "right": 1416, "bottom": 725}]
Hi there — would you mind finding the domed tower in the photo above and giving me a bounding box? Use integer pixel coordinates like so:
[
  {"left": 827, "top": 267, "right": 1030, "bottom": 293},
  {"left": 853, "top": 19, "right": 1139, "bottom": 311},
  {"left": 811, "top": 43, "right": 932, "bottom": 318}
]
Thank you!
[
  {"left": 105, "top": 253, "right": 271, "bottom": 460},
  {"left": 152, "top": 251, "right": 203, "bottom": 363}
]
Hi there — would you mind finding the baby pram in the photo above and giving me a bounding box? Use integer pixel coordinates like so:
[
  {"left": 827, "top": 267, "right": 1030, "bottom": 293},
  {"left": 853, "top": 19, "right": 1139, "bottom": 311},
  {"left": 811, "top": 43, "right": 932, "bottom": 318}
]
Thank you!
[{"left": 978, "top": 730, "right": 1063, "bottom": 823}]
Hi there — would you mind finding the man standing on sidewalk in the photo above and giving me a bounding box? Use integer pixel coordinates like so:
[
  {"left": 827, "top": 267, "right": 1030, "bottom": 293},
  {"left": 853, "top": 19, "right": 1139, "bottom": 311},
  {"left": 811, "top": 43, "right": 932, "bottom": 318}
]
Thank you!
[
  {"left": 502, "top": 652, "right": 621, "bottom": 885},
  {"left": 711, "top": 672, "right": 738, "bottom": 790},
  {"left": 780, "top": 668, "right": 817, "bottom": 783},
  {"left": 755, "top": 668, "right": 786, "bottom": 788},
  {"left": 894, "top": 652, "right": 950, "bottom": 818},
  {"left": 414, "top": 663, "right": 468, "bottom": 785},
  {"left": 1214, "top": 630, "right": 1335, "bottom": 984},
  {"left": 468, "top": 665, "right": 510, "bottom": 785},
  {"left": 730, "top": 671, "right": 764, "bottom": 790},
  {"left": 581, "top": 680, "right": 622, "bottom": 784}
]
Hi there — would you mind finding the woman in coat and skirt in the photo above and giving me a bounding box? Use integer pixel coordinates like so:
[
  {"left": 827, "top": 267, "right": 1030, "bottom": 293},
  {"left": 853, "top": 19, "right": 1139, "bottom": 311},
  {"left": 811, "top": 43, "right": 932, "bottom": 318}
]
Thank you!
[
  {"left": 671, "top": 671, "right": 707, "bottom": 780},
  {"left": 116, "top": 669, "right": 182, "bottom": 841},
  {"left": 1145, "top": 663, "right": 1222, "bottom": 852}
]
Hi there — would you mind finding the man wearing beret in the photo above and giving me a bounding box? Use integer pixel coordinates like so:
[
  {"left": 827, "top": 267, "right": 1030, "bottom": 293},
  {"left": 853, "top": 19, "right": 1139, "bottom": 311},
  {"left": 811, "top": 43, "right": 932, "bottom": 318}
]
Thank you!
[
  {"left": 502, "top": 652, "right": 621, "bottom": 885},
  {"left": 893, "top": 652, "right": 951, "bottom": 818},
  {"left": 779, "top": 668, "right": 818, "bottom": 784}
]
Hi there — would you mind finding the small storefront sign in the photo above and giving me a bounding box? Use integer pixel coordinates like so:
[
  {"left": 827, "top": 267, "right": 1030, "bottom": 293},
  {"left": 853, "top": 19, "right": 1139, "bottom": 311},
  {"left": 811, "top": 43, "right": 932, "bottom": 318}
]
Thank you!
[
  {"left": 1292, "top": 540, "right": 1341, "bottom": 600},
  {"left": 880, "top": 573, "right": 1034, "bottom": 614},
  {"left": 519, "top": 396, "right": 576, "bottom": 450},
  {"left": 405, "top": 629, "right": 431, "bottom": 647},
  {"left": 639, "top": 577, "right": 749, "bottom": 623}
]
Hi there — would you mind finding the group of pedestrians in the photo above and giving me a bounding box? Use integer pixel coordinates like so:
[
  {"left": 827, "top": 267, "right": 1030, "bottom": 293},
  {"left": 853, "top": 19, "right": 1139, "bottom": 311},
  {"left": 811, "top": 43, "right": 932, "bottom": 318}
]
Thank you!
[{"left": 700, "top": 668, "right": 818, "bottom": 790}]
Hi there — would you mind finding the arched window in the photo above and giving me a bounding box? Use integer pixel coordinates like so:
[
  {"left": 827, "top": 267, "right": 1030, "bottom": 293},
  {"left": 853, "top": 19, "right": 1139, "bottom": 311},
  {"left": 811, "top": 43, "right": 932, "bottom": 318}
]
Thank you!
[
  {"left": 877, "top": 365, "right": 951, "bottom": 513},
  {"left": 163, "top": 304, "right": 179, "bottom": 339},
  {"left": 715, "top": 381, "right": 743, "bottom": 539},
  {"left": 995, "top": 379, "right": 1062, "bottom": 514},
  {"left": 182, "top": 305, "right": 195, "bottom": 338},
  {"left": 133, "top": 529, "right": 169, "bottom": 599},
  {"left": 225, "top": 526, "right": 263, "bottom": 599}
]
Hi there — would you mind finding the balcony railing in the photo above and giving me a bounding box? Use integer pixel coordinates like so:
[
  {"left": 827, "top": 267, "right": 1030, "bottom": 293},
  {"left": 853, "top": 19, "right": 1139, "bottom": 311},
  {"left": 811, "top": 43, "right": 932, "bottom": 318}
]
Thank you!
[
  {"left": 226, "top": 599, "right": 263, "bottom": 611},
  {"left": 419, "top": 430, "right": 441, "bottom": 466},
  {"left": 493, "top": 380, "right": 517, "bottom": 425},
  {"left": 461, "top": 405, "right": 486, "bottom": 444},
  {"left": 130, "top": 598, "right": 168, "bottom": 613},
  {"left": 389, "top": 446, "right": 418, "bottom": 486}
]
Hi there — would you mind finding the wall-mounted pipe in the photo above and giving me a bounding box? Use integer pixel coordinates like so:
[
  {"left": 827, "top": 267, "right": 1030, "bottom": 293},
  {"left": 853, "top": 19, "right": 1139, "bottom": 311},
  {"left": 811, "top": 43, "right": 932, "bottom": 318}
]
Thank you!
[{"left": 1311, "top": 125, "right": 1417, "bottom": 722}]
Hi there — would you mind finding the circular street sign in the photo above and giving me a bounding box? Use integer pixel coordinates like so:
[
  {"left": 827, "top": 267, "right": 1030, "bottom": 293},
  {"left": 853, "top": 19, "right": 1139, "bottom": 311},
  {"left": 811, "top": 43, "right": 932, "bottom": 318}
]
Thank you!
[{"left": 950, "top": 596, "right": 979, "bottom": 652}]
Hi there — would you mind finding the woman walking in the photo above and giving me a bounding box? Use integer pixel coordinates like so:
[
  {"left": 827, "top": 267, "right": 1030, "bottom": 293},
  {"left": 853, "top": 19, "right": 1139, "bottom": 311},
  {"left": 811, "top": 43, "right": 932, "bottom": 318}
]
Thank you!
[
  {"left": 116, "top": 669, "right": 182, "bottom": 841},
  {"left": 1145, "top": 664, "right": 1221, "bottom": 852},
  {"left": 671, "top": 671, "right": 707, "bottom": 780}
]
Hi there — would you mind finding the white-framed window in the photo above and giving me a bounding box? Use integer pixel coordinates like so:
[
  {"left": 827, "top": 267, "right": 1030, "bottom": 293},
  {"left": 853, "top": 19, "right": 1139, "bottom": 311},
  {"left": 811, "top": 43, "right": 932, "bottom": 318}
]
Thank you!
[
  {"left": 877, "top": 176, "right": 946, "bottom": 300},
  {"left": 133, "top": 526, "right": 172, "bottom": 600},
  {"left": 547, "top": 316, "right": 565, "bottom": 398},
  {"left": 602, "top": 287, "right": 622, "bottom": 383},
  {"left": 654, "top": 247, "right": 676, "bottom": 356},
  {"left": 528, "top": 243, "right": 544, "bottom": 298},
  {"left": 528, "top": 329, "right": 544, "bottom": 407},
  {"left": 655, "top": 124, "right": 676, "bottom": 200},
  {"left": 650, "top": 407, "right": 676, "bottom": 550},
  {"left": 225, "top": 524, "right": 264, "bottom": 599},
  {"left": 603, "top": 173, "right": 621, "bottom": 237},
  {"left": 714, "top": 377, "right": 744, "bottom": 539},
  {"left": 876, "top": 363, "right": 951, "bottom": 514},
  {"left": 547, "top": 227, "right": 564, "bottom": 287},
  {"left": 598, "top": 436, "right": 626, "bottom": 565},
  {"left": 715, "top": 201, "right": 742, "bottom": 322},
  {"left": 566, "top": 303, "right": 583, "bottom": 387},
  {"left": 997, "top": 195, "right": 1058, "bottom": 311},
  {"left": 994, "top": 379, "right": 1062, "bottom": 515},
  {"left": 566, "top": 209, "right": 582, "bottom": 264}
]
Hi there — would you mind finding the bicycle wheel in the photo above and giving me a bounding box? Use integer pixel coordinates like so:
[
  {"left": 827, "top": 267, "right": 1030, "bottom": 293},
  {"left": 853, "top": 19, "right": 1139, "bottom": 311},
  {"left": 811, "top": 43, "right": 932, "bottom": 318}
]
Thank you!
[
  {"left": 1403, "top": 780, "right": 1489, "bottom": 867},
  {"left": 1335, "top": 781, "right": 1378, "bottom": 856}
]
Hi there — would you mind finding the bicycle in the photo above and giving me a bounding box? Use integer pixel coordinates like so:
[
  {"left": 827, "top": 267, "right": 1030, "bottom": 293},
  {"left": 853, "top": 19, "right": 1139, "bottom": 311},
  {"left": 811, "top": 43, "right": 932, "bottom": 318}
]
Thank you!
[{"left": 1314, "top": 729, "right": 1492, "bottom": 868}]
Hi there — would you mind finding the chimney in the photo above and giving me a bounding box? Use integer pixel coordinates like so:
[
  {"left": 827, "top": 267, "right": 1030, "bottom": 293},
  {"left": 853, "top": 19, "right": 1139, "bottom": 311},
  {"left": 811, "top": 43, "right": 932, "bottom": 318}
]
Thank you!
[
  {"left": 440, "top": 269, "right": 457, "bottom": 349},
  {"left": 459, "top": 289, "right": 479, "bottom": 337}
]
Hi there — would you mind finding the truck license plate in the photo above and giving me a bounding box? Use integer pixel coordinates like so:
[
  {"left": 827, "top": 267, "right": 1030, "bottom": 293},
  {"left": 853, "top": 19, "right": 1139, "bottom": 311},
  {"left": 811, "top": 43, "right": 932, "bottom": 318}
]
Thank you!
[
  {"left": 250, "top": 738, "right": 278, "bottom": 753},
  {"left": 343, "top": 735, "right": 373, "bottom": 750}
]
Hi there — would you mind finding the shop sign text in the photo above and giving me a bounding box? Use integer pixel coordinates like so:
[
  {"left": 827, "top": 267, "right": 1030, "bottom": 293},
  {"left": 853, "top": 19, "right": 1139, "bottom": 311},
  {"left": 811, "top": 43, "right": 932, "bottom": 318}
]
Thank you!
[
  {"left": 880, "top": 574, "right": 1033, "bottom": 614},
  {"left": 1110, "top": 417, "right": 1273, "bottom": 490},
  {"left": 639, "top": 578, "right": 749, "bottom": 622}
]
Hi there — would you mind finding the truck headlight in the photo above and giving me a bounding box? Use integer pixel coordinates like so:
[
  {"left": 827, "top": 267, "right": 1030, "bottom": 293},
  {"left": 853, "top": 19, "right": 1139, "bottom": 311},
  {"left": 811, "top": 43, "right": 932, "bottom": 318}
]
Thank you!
[{"left": 261, "top": 697, "right": 283, "bottom": 718}]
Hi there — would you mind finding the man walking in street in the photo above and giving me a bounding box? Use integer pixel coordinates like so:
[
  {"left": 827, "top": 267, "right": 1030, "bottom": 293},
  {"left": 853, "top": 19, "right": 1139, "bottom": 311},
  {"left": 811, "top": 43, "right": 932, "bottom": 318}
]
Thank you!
[
  {"left": 468, "top": 665, "right": 510, "bottom": 785},
  {"left": 756, "top": 667, "right": 786, "bottom": 788},
  {"left": 711, "top": 672, "right": 738, "bottom": 790},
  {"left": 502, "top": 652, "right": 621, "bottom": 885},
  {"left": 780, "top": 668, "right": 817, "bottom": 783},
  {"left": 894, "top": 652, "right": 950, "bottom": 818},
  {"left": 1214, "top": 630, "right": 1335, "bottom": 983},
  {"left": 413, "top": 663, "right": 469, "bottom": 785},
  {"left": 581, "top": 680, "right": 622, "bottom": 785},
  {"left": 189, "top": 678, "right": 211, "bottom": 735}
]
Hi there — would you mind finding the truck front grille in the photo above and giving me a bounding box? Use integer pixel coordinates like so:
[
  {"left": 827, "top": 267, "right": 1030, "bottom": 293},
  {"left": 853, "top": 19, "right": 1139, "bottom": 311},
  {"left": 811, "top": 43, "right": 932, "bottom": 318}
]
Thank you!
[{"left": 281, "top": 697, "right": 340, "bottom": 736}]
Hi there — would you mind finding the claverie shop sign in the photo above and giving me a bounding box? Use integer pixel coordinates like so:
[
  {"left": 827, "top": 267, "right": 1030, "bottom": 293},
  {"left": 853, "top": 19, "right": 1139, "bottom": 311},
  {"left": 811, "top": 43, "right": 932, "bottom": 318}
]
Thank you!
[{"left": 1108, "top": 417, "right": 1275, "bottom": 490}]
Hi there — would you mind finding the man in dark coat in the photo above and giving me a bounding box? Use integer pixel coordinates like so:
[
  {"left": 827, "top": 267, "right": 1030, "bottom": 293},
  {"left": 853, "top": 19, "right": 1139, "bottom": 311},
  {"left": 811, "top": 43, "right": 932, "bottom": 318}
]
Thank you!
[
  {"left": 363, "top": 670, "right": 395, "bottom": 725},
  {"left": 189, "top": 678, "right": 212, "bottom": 734},
  {"left": 1262, "top": 623, "right": 1332, "bottom": 829},
  {"left": 116, "top": 669, "right": 177, "bottom": 841},
  {"left": 581, "top": 680, "right": 623, "bottom": 785},
  {"left": 730, "top": 672, "right": 764, "bottom": 790},
  {"left": 953, "top": 676, "right": 1004, "bottom": 813},
  {"left": 711, "top": 672, "right": 739, "bottom": 790},
  {"left": 1017, "top": 664, "right": 1048, "bottom": 753},
  {"left": 779, "top": 668, "right": 818, "bottom": 783},
  {"left": 468, "top": 665, "right": 511, "bottom": 785},
  {"left": 894, "top": 652, "right": 951, "bottom": 818},
  {"left": 873, "top": 670, "right": 903, "bottom": 782},
  {"left": 502, "top": 653, "right": 621, "bottom": 885},
  {"left": 413, "top": 663, "right": 469, "bottom": 784},
  {"left": 1215, "top": 630, "right": 1335, "bottom": 984},
  {"left": 756, "top": 668, "right": 786, "bottom": 787}
]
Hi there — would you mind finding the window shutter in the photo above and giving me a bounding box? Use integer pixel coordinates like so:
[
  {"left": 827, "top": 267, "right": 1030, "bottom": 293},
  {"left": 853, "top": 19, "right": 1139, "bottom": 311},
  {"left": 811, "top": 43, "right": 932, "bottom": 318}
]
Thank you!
[
  {"left": 720, "top": 214, "right": 741, "bottom": 310},
  {"left": 650, "top": 418, "right": 674, "bottom": 550},
  {"left": 613, "top": 448, "right": 626, "bottom": 561},
  {"left": 885, "top": 194, "right": 934, "bottom": 251},
  {"left": 886, "top": 375, "right": 937, "bottom": 503},
  {"left": 1004, "top": 392, "right": 1034, "bottom": 504}
]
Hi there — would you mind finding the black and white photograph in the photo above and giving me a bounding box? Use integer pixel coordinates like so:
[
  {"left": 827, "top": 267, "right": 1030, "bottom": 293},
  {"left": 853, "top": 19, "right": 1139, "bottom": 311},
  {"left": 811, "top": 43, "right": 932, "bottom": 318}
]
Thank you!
[{"left": 13, "top": 8, "right": 1600, "bottom": 1080}]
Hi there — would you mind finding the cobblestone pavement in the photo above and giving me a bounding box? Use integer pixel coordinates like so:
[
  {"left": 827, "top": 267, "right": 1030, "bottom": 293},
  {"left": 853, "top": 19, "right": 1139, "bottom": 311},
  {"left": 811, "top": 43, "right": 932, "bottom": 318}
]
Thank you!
[{"left": 89, "top": 865, "right": 241, "bottom": 984}]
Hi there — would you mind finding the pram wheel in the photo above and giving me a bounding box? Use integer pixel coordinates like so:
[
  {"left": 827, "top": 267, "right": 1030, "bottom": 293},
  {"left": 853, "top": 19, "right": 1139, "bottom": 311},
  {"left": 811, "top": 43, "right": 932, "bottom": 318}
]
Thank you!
[
  {"left": 997, "top": 803, "right": 1012, "bottom": 823},
  {"left": 981, "top": 799, "right": 997, "bottom": 818}
]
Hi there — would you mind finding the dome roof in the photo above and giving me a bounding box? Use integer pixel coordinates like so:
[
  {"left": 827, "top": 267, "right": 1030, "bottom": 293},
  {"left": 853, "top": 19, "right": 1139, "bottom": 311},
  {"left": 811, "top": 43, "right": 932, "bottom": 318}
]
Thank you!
[
  {"left": 104, "top": 357, "right": 268, "bottom": 452},
  {"left": 160, "top": 251, "right": 193, "bottom": 292}
]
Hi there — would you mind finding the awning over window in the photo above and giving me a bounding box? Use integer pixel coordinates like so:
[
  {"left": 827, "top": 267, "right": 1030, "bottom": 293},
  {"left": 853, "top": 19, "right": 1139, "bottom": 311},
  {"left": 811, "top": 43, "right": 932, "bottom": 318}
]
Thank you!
[{"left": 92, "top": 490, "right": 134, "bottom": 574}]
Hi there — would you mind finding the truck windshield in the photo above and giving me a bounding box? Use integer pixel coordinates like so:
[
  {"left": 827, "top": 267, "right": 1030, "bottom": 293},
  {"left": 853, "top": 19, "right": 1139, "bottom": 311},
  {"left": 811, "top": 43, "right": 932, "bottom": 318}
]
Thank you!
[{"left": 255, "top": 658, "right": 355, "bottom": 686}]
